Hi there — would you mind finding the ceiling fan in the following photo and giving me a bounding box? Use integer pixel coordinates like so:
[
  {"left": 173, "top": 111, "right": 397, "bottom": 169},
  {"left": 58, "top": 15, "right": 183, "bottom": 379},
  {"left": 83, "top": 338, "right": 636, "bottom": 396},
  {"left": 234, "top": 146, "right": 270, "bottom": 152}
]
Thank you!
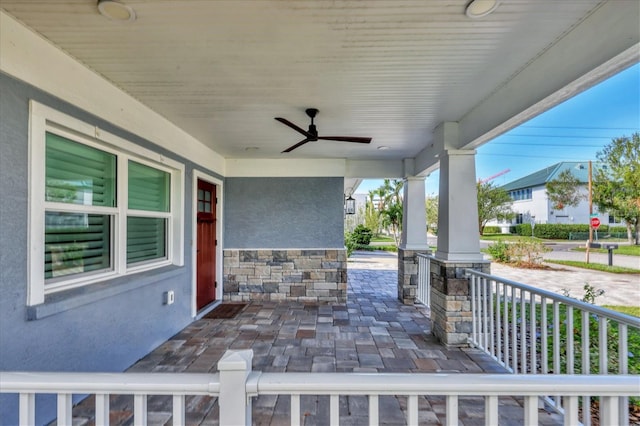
[{"left": 275, "top": 108, "right": 372, "bottom": 153}]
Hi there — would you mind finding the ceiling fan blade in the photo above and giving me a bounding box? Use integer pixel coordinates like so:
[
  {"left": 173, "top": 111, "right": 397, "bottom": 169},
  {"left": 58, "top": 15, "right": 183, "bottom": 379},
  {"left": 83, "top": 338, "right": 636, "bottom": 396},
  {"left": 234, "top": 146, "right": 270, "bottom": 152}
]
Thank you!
[
  {"left": 275, "top": 117, "right": 312, "bottom": 137},
  {"left": 282, "top": 138, "right": 311, "bottom": 153},
  {"left": 317, "top": 136, "right": 372, "bottom": 144}
]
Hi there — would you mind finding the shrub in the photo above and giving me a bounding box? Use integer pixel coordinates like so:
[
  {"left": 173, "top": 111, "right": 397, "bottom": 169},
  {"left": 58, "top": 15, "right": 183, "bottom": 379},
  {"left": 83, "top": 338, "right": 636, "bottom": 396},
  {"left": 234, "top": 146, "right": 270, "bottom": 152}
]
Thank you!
[
  {"left": 487, "top": 239, "right": 549, "bottom": 267},
  {"left": 351, "top": 225, "right": 373, "bottom": 245},
  {"left": 509, "top": 239, "right": 550, "bottom": 267},
  {"left": 344, "top": 232, "right": 357, "bottom": 257},
  {"left": 511, "top": 223, "right": 532, "bottom": 236},
  {"left": 486, "top": 240, "right": 510, "bottom": 262},
  {"left": 482, "top": 226, "right": 501, "bottom": 235}
]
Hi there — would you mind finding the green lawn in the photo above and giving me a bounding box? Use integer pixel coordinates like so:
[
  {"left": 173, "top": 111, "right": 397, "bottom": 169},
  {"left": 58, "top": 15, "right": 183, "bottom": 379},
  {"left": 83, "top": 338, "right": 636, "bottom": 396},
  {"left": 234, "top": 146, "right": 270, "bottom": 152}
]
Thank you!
[
  {"left": 572, "top": 245, "right": 640, "bottom": 256},
  {"left": 545, "top": 259, "right": 640, "bottom": 274},
  {"left": 370, "top": 235, "right": 395, "bottom": 243},
  {"left": 604, "top": 305, "right": 640, "bottom": 317},
  {"left": 481, "top": 234, "right": 541, "bottom": 242}
]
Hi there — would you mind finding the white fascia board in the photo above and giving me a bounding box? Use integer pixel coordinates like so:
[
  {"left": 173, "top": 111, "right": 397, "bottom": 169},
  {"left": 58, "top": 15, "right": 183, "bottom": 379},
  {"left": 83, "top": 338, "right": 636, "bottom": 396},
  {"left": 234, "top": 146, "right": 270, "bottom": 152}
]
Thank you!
[
  {"left": 458, "top": 2, "right": 640, "bottom": 151},
  {"left": 345, "top": 160, "right": 404, "bottom": 179},
  {"left": 225, "top": 159, "right": 347, "bottom": 177},
  {"left": 0, "top": 11, "right": 225, "bottom": 175}
]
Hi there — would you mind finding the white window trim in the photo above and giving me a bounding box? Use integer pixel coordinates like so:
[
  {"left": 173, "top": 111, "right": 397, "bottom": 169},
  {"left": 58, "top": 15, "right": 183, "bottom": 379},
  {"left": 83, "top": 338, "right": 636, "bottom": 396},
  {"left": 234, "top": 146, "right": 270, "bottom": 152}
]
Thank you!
[{"left": 28, "top": 101, "right": 184, "bottom": 306}]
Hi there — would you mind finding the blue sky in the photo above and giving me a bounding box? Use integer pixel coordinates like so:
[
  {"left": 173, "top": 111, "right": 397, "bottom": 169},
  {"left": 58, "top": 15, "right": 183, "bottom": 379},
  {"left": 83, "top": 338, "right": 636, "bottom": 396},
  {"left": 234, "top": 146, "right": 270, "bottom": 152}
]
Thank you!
[{"left": 356, "top": 62, "right": 640, "bottom": 196}]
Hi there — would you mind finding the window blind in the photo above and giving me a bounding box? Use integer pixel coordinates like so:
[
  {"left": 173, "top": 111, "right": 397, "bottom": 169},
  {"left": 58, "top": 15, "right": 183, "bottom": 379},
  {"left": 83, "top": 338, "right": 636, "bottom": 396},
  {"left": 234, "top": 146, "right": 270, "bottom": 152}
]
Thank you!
[
  {"left": 127, "top": 217, "right": 166, "bottom": 264},
  {"left": 46, "top": 132, "right": 116, "bottom": 207},
  {"left": 45, "top": 213, "right": 111, "bottom": 280},
  {"left": 127, "top": 161, "right": 170, "bottom": 265}
]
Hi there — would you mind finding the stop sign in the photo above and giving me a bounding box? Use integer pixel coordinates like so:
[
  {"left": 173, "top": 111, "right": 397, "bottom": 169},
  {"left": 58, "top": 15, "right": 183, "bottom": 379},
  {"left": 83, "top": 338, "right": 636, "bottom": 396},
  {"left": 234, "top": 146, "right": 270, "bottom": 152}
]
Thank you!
[{"left": 590, "top": 217, "right": 601, "bottom": 229}]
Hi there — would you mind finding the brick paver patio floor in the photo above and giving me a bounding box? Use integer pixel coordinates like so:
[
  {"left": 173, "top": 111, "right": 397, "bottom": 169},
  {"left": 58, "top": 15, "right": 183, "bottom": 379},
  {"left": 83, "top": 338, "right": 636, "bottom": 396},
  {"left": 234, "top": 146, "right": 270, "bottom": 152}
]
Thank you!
[{"left": 66, "top": 251, "right": 563, "bottom": 425}]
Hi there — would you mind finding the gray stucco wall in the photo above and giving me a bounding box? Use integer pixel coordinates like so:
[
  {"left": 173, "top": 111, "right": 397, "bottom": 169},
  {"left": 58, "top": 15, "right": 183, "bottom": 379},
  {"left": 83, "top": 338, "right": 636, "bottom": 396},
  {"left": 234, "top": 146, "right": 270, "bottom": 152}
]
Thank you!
[
  {"left": 0, "top": 72, "right": 222, "bottom": 425},
  {"left": 224, "top": 177, "right": 345, "bottom": 248}
]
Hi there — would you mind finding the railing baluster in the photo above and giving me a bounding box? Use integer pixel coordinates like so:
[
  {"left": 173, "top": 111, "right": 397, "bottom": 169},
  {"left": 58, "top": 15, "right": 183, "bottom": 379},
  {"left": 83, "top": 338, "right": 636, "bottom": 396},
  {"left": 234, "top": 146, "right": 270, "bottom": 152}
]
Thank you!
[
  {"left": 96, "top": 393, "right": 110, "bottom": 426},
  {"left": 567, "top": 306, "right": 574, "bottom": 374},
  {"left": 511, "top": 289, "right": 517, "bottom": 373},
  {"left": 485, "top": 395, "right": 498, "bottom": 425},
  {"left": 503, "top": 283, "right": 510, "bottom": 371},
  {"left": 407, "top": 395, "right": 418, "bottom": 425},
  {"left": 446, "top": 395, "right": 458, "bottom": 426},
  {"left": 599, "top": 316, "right": 608, "bottom": 374},
  {"left": 369, "top": 394, "right": 379, "bottom": 426},
  {"left": 496, "top": 280, "right": 502, "bottom": 365},
  {"left": 330, "top": 394, "right": 339, "bottom": 425},
  {"left": 19, "top": 393, "right": 35, "bottom": 426},
  {"left": 291, "top": 394, "right": 301, "bottom": 426},
  {"left": 540, "top": 298, "right": 548, "bottom": 374},
  {"left": 483, "top": 277, "right": 489, "bottom": 352},
  {"left": 520, "top": 289, "right": 527, "bottom": 373},
  {"left": 471, "top": 274, "right": 478, "bottom": 346},
  {"left": 564, "top": 396, "right": 579, "bottom": 426},
  {"left": 524, "top": 395, "right": 538, "bottom": 426},
  {"left": 581, "top": 310, "right": 591, "bottom": 426},
  {"left": 619, "top": 324, "right": 629, "bottom": 426},
  {"left": 529, "top": 292, "right": 536, "bottom": 374},
  {"left": 489, "top": 278, "right": 495, "bottom": 357},
  {"left": 600, "top": 396, "right": 619, "bottom": 426},
  {"left": 134, "top": 394, "right": 147, "bottom": 426},
  {"left": 57, "top": 393, "right": 72, "bottom": 425},
  {"left": 553, "top": 301, "right": 561, "bottom": 410},
  {"left": 172, "top": 394, "right": 184, "bottom": 426}
]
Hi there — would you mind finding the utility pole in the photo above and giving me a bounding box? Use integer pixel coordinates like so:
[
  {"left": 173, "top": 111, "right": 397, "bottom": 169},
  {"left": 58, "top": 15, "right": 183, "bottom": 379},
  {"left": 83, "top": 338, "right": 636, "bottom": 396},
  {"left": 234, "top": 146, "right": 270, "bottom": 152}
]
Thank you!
[{"left": 586, "top": 160, "right": 592, "bottom": 264}]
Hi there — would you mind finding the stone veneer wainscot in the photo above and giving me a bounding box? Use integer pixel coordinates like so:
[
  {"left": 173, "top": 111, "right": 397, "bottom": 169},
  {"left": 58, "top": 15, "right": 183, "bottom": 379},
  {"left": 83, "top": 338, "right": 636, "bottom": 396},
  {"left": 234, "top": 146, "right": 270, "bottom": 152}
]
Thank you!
[{"left": 223, "top": 249, "right": 347, "bottom": 303}]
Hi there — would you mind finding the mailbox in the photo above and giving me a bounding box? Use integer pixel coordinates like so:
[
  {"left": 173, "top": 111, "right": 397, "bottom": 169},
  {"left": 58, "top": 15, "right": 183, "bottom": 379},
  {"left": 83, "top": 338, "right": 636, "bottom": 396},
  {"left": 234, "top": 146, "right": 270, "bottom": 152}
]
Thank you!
[
  {"left": 587, "top": 242, "right": 601, "bottom": 249},
  {"left": 603, "top": 244, "right": 619, "bottom": 250}
]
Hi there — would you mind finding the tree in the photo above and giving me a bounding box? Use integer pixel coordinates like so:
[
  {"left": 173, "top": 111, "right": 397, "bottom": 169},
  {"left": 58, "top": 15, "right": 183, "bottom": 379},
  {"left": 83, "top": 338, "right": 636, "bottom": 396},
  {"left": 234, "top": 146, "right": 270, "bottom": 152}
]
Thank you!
[
  {"left": 592, "top": 133, "right": 640, "bottom": 244},
  {"left": 369, "top": 179, "right": 404, "bottom": 244},
  {"left": 545, "top": 169, "right": 583, "bottom": 210},
  {"left": 477, "top": 181, "right": 514, "bottom": 235},
  {"left": 364, "top": 197, "right": 382, "bottom": 236},
  {"left": 425, "top": 195, "right": 438, "bottom": 235}
]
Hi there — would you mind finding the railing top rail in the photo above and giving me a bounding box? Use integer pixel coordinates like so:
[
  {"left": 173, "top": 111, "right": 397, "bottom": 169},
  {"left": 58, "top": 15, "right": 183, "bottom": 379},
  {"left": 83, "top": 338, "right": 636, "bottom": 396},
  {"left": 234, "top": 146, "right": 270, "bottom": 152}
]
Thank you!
[
  {"left": 252, "top": 372, "right": 639, "bottom": 396},
  {"left": 0, "top": 372, "right": 220, "bottom": 395},
  {"left": 416, "top": 253, "right": 436, "bottom": 260},
  {"left": 465, "top": 269, "right": 640, "bottom": 328}
]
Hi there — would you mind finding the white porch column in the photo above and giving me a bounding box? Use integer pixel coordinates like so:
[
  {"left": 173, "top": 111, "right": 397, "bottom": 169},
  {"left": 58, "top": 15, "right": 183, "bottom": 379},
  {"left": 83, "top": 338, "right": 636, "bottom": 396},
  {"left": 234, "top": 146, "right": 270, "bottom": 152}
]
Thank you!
[
  {"left": 429, "top": 122, "right": 489, "bottom": 346},
  {"left": 397, "top": 160, "right": 430, "bottom": 304},
  {"left": 436, "top": 149, "right": 482, "bottom": 261},
  {"left": 400, "top": 176, "right": 429, "bottom": 250}
]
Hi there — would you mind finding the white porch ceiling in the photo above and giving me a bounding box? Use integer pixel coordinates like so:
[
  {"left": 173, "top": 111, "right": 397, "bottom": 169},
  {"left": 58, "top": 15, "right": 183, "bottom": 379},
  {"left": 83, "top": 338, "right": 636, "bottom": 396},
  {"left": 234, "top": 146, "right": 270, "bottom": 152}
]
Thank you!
[{"left": 1, "top": 1, "right": 638, "bottom": 166}]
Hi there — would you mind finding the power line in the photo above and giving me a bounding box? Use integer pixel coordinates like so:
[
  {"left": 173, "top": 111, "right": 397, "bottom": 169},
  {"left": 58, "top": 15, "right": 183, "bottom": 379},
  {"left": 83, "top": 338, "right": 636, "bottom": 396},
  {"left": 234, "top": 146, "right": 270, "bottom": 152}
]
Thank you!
[
  {"left": 503, "top": 134, "right": 617, "bottom": 139},
  {"left": 488, "top": 142, "right": 604, "bottom": 147},
  {"left": 520, "top": 125, "right": 638, "bottom": 131},
  {"left": 477, "top": 152, "right": 596, "bottom": 160}
]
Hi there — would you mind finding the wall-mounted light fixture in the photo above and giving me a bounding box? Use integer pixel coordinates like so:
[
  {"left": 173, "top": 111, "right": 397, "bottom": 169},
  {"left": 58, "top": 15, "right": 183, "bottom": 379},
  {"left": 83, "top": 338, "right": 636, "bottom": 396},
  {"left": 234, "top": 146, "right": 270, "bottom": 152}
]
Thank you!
[
  {"left": 465, "top": 0, "right": 500, "bottom": 18},
  {"left": 98, "top": 0, "right": 136, "bottom": 22},
  {"left": 345, "top": 195, "right": 356, "bottom": 215}
]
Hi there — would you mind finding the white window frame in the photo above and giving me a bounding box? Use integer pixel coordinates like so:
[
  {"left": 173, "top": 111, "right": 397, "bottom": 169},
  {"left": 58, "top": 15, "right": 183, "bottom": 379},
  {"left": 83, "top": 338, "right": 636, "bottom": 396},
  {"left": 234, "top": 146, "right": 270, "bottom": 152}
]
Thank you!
[{"left": 28, "top": 101, "right": 184, "bottom": 306}]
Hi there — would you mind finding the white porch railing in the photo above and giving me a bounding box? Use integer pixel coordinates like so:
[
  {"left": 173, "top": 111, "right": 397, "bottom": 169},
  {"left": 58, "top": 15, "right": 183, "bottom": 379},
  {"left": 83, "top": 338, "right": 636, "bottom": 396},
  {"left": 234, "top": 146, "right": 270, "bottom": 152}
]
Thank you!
[
  {"left": 2, "top": 349, "right": 638, "bottom": 426},
  {"left": 466, "top": 269, "right": 640, "bottom": 426},
  {"left": 416, "top": 253, "right": 432, "bottom": 306}
]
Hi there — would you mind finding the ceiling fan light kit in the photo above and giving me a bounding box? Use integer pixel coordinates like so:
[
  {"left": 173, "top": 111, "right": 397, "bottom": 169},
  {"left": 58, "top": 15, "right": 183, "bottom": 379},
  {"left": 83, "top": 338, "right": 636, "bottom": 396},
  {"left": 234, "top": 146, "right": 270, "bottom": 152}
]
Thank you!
[{"left": 275, "top": 108, "right": 372, "bottom": 153}]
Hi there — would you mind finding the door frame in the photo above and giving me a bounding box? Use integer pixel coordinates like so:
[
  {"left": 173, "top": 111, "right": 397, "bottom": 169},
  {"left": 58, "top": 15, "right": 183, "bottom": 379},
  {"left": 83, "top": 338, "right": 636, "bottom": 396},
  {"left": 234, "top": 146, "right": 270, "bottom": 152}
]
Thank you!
[{"left": 192, "top": 171, "right": 223, "bottom": 318}]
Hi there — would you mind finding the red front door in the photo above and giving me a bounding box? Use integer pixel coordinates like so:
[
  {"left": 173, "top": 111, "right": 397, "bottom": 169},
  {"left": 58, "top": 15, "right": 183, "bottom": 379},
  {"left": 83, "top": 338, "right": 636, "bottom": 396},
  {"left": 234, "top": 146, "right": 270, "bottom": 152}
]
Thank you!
[{"left": 197, "top": 179, "right": 216, "bottom": 310}]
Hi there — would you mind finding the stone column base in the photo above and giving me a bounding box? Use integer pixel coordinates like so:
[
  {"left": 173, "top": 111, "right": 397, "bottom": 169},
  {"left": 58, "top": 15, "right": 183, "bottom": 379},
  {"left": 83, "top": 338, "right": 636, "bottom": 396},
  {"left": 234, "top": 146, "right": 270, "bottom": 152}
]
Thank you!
[
  {"left": 397, "top": 248, "right": 430, "bottom": 304},
  {"left": 430, "top": 258, "right": 490, "bottom": 347}
]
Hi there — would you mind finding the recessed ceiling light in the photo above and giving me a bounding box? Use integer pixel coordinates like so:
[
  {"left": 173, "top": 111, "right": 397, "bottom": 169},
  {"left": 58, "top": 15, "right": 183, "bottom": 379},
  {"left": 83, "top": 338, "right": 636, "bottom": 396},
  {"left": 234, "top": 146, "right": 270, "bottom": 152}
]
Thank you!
[
  {"left": 98, "top": 0, "right": 136, "bottom": 22},
  {"left": 377, "top": 146, "right": 389, "bottom": 151},
  {"left": 465, "top": 0, "right": 500, "bottom": 19},
  {"left": 244, "top": 147, "right": 260, "bottom": 152}
]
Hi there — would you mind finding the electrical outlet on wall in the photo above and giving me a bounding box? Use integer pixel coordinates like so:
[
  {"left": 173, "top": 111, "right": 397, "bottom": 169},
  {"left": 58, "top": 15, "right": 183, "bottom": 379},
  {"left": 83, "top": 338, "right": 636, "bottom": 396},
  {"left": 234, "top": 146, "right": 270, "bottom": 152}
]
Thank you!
[{"left": 163, "top": 290, "right": 175, "bottom": 305}]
